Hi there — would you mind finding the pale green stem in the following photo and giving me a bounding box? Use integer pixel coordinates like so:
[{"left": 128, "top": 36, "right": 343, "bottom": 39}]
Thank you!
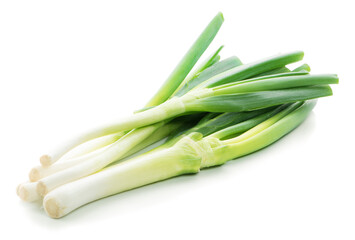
[
  {"left": 30, "top": 144, "right": 113, "bottom": 182},
  {"left": 37, "top": 122, "right": 165, "bottom": 196},
  {"left": 118, "top": 119, "right": 188, "bottom": 161},
  {"left": 56, "top": 132, "right": 124, "bottom": 161},
  {"left": 43, "top": 135, "right": 202, "bottom": 218}
]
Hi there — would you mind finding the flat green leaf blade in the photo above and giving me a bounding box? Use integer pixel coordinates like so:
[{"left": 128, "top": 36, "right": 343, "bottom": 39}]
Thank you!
[
  {"left": 186, "top": 107, "right": 274, "bottom": 137},
  {"left": 213, "top": 70, "right": 311, "bottom": 91},
  {"left": 146, "top": 12, "right": 224, "bottom": 107},
  {"left": 174, "top": 56, "right": 242, "bottom": 97},
  {"left": 166, "top": 108, "right": 273, "bottom": 142},
  {"left": 213, "top": 100, "right": 317, "bottom": 164},
  {"left": 185, "top": 85, "right": 333, "bottom": 112},
  {"left": 252, "top": 66, "right": 291, "bottom": 77},
  {"left": 171, "top": 45, "right": 224, "bottom": 96},
  {"left": 210, "top": 104, "right": 291, "bottom": 139},
  {"left": 213, "top": 74, "right": 338, "bottom": 95},
  {"left": 197, "top": 51, "right": 304, "bottom": 89},
  {"left": 292, "top": 63, "right": 311, "bottom": 72},
  {"left": 195, "top": 45, "right": 224, "bottom": 74}
]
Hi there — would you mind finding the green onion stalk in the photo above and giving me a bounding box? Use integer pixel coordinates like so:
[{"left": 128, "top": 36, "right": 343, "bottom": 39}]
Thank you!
[
  {"left": 17, "top": 12, "right": 338, "bottom": 217},
  {"left": 43, "top": 100, "right": 316, "bottom": 218},
  {"left": 33, "top": 53, "right": 337, "bottom": 196},
  {"left": 34, "top": 69, "right": 337, "bottom": 196}
]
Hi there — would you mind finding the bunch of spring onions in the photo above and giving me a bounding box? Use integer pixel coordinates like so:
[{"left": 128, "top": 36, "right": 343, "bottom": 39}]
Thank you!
[{"left": 17, "top": 12, "right": 338, "bottom": 218}]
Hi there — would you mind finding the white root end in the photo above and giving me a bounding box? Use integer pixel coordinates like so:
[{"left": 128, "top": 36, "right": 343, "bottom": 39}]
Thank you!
[
  {"left": 36, "top": 181, "right": 48, "bottom": 197},
  {"left": 17, "top": 182, "right": 41, "bottom": 202},
  {"left": 43, "top": 197, "right": 63, "bottom": 219},
  {"left": 40, "top": 154, "right": 53, "bottom": 167},
  {"left": 29, "top": 168, "right": 40, "bottom": 182}
]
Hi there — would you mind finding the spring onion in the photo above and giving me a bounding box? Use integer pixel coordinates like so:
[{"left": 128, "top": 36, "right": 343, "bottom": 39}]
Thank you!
[
  {"left": 16, "top": 12, "right": 338, "bottom": 219},
  {"left": 43, "top": 101, "right": 316, "bottom": 218}
]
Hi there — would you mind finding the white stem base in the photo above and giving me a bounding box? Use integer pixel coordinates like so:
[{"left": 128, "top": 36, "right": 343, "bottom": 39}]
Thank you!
[
  {"left": 17, "top": 182, "right": 41, "bottom": 202},
  {"left": 43, "top": 136, "right": 202, "bottom": 218}
]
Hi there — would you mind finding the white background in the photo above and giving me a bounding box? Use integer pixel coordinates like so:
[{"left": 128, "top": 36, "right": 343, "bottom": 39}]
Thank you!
[{"left": 1, "top": 0, "right": 354, "bottom": 239}]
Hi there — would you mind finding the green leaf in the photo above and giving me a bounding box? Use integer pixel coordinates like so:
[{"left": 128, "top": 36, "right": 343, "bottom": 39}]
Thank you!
[
  {"left": 252, "top": 66, "right": 290, "bottom": 77},
  {"left": 197, "top": 51, "right": 304, "bottom": 89},
  {"left": 213, "top": 74, "right": 338, "bottom": 95},
  {"left": 210, "top": 104, "right": 291, "bottom": 139},
  {"left": 292, "top": 63, "right": 311, "bottom": 72},
  {"left": 185, "top": 85, "right": 333, "bottom": 112},
  {"left": 145, "top": 12, "right": 224, "bottom": 107},
  {"left": 174, "top": 56, "right": 242, "bottom": 97}
]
